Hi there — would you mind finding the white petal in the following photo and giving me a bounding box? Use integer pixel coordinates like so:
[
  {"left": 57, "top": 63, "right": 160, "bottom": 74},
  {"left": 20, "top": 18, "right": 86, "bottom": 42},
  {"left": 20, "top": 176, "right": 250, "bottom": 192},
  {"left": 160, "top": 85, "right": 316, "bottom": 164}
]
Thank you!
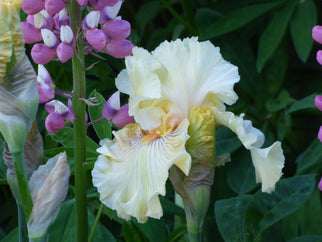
[
  {"left": 28, "top": 152, "right": 70, "bottom": 239},
  {"left": 85, "top": 11, "right": 100, "bottom": 29},
  {"left": 92, "top": 120, "right": 191, "bottom": 223},
  {"left": 212, "top": 108, "right": 264, "bottom": 149},
  {"left": 250, "top": 142, "right": 284, "bottom": 193},
  {"left": 41, "top": 29, "right": 58, "bottom": 48},
  {"left": 60, "top": 25, "right": 73, "bottom": 44}
]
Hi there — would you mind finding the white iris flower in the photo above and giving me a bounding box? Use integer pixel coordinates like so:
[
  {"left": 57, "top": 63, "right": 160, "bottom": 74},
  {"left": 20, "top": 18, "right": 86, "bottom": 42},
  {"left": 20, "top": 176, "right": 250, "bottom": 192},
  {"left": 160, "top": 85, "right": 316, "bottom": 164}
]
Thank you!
[{"left": 92, "top": 37, "right": 284, "bottom": 223}]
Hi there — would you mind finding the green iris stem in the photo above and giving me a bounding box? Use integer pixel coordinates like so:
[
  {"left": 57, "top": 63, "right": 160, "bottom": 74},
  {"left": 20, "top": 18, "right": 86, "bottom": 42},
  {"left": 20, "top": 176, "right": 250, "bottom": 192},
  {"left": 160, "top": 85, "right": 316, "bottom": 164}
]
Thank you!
[
  {"left": 88, "top": 203, "right": 104, "bottom": 242},
  {"left": 12, "top": 151, "right": 32, "bottom": 220},
  {"left": 68, "top": 1, "right": 88, "bottom": 241}
]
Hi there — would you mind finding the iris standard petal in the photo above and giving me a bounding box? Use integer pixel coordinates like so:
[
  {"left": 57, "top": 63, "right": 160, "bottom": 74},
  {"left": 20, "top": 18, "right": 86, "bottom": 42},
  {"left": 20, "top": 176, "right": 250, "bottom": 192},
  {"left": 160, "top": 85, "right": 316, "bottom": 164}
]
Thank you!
[
  {"left": 92, "top": 119, "right": 191, "bottom": 223},
  {"left": 250, "top": 142, "right": 284, "bottom": 193}
]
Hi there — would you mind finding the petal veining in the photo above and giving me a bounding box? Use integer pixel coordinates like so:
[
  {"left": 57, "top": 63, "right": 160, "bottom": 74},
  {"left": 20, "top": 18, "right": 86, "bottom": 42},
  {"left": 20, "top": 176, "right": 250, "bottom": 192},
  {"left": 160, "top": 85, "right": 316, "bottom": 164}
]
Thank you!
[{"left": 92, "top": 120, "right": 191, "bottom": 222}]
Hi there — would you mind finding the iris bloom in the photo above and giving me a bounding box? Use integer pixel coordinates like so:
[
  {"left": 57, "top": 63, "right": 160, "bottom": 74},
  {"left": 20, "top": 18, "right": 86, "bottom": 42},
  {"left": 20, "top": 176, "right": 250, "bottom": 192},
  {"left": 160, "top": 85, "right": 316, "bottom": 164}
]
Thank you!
[{"left": 92, "top": 37, "right": 285, "bottom": 223}]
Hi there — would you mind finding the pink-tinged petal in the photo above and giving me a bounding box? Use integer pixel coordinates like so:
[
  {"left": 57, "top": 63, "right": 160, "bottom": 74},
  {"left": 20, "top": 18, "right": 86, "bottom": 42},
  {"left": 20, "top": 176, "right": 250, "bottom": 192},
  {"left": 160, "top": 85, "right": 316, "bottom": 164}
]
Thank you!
[
  {"left": 26, "top": 15, "right": 34, "bottom": 25},
  {"left": 67, "top": 99, "right": 88, "bottom": 123},
  {"left": 99, "top": 1, "right": 122, "bottom": 23},
  {"left": 111, "top": 104, "right": 134, "bottom": 127},
  {"left": 31, "top": 44, "right": 56, "bottom": 64},
  {"left": 100, "top": 0, "right": 119, "bottom": 6},
  {"left": 88, "top": 0, "right": 105, "bottom": 10},
  {"left": 318, "top": 126, "right": 322, "bottom": 142},
  {"left": 61, "top": 110, "right": 75, "bottom": 121},
  {"left": 317, "top": 51, "right": 322, "bottom": 65},
  {"left": 45, "top": 0, "right": 65, "bottom": 15},
  {"left": 45, "top": 112, "right": 65, "bottom": 133},
  {"left": 105, "top": 39, "right": 133, "bottom": 58},
  {"left": 37, "top": 80, "right": 55, "bottom": 103},
  {"left": 77, "top": 0, "right": 88, "bottom": 5},
  {"left": 82, "top": 11, "right": 100, "bottom": 30},
  {"left": 56, "top": 42, "right": 74, "bottom": 63},
  {"left": 86, "top": 29, "right": 107, "bottom": 51},
  {"left": 54, "top": 9, "right": 70, "bottom": 29},
  {"left": 38, "top": 65, "right": 54, "bottom": 85},
  {"left": 318, "top": 177, "right": 322, "bottom": 191},
  {"left": 102, "top": 19, "right": 130, "bottom": 41},
  {"left": 315, "top": 95, "right": 322, "bottom": 111},
  {"left": 34, "top": 10, "right": 54, "bottom": 30},
  {"left": 102, "top": 91, "right": 120, "bottom": 120},
  {"left": 312, "top": 26, "right": 322, "bottom": 44},
  {"left": 45, "top": 100, "right": 73, "bottom": 120},
  {"left": 21, "top": 22, "right": 42, "bottom": 44},
  {"left": 41, "top": 29, "right": 59, "bottom": 49},
  {"left": 22, "top": 0, "right": 45, "bottom": 15}
]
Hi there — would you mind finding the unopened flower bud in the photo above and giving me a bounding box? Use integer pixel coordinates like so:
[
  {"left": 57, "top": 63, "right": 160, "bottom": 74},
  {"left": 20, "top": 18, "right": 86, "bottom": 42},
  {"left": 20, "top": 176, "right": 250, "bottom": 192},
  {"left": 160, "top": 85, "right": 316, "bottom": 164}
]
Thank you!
[
  {"left": 315, "top": 95, "right": 322, "bottom": 111},
  {"left": 31, "top": 44, "right": 56, "bottom": 64},
  {"left": 103, "top": 19, "right": 130, "bottom": 40},
  {"left": 22, "top": 0, "right": 45, "bottom": 15},
  {"left": 317, "top": 51, "right": 322, "bottom": 65},
  {"left": 56, "top": 42, "right": 74, "bottom": 63},
  {"left": 45, "top": 112, "right": 65, "bottom": 133},
  {"left": 27, "top": 152, "right": 70, "bottom": 239},
  {"left": 105, "top": 39, "right": 133, "bottom": 58},
  {"left": 318, "top": 126, "right": 322, "bottom": 142},
  {"left": 37, "top": 65, "right": 55, "bottom": 103},
  {"left": 83, "top": 11, "right": 100, "bottom": 30},
  {"left": 86, "top": 28, "right": 107, "bottom": 51},
  {"left": 45, "top": 0, "right": 64, "bottom": 15},
  {"left": 318, "top": 177, "right": 322, "bottom": 191},
  {"left": 312, "top": 26, "right": 322, "bottom": 44}
]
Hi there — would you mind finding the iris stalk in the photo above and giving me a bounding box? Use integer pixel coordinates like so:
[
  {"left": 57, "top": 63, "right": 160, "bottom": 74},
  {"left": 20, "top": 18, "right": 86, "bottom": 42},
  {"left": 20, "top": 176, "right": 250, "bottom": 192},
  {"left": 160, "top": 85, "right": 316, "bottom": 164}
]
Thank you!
[{"left": 68, "top": 1, "right": 88, "bottom": 241}]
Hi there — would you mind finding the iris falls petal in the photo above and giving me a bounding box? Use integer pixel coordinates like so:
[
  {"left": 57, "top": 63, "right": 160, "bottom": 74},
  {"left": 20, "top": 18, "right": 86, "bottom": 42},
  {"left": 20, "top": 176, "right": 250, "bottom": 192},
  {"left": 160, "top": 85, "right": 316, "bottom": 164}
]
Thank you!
[{"left": 92, "top": 120, "right": 191, "bottom": 222}]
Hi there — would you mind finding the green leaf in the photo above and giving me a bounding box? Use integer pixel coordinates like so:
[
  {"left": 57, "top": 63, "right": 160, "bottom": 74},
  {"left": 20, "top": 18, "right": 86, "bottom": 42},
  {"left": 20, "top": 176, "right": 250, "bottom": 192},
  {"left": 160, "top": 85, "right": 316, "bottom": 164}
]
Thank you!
[
  {"left": 226, "top": 149, "right": 257, "bottom": 194},
  {"left": 215, "top": 127, "right": 242, "bottom": 157},
  {"left": 290, "top": 0, "right": 317, "bottom": 62},
  {"left": 49, "top": 127, "right": 99, "bottom": 152},
  {"left": 195, "top": 8, "right": 222, "bottom": 34},
  {"left": 135, "top": 1, "right": 161, "bottom": 34},
  {"left": 257, "top": 0, "right": 298, "bottom": 72},
  {"left": 132, "top": 218, "right": 168, "bottom": 242},
  {"left": 245, "top": 175, "right": 316, "bottom": 241},
  {"left": 296, "top": 139, "right": 322, "bottom": 175},
  {"left": 266, "top": 89, "right": 293, "bottom": 112},
  {"left": 215, "top": 195, "right": 253, "bottom": 242},
  {"left": 288, "top": 235, "right": 322, "bottom": 242},
  {"left": 288, "top": 93, "right": 319, "bottom": 113},
  {"left": 159, "top": 196, "right": 185, "bottom": 217},
  {"left": 88, "top": 90, "right": 112, "bottom": 140},
  {"left": 199, "top": 1, "right": 285, "bottom": 40},
  {"left": 122, "top": 222, "right": 148, "bottom": 242},
  {"left": 277, "top": 111, "right": 292, "bottom": 140},
  {"left": 165, "top": 225, "right": 187, "bottom": 242},
  {"left": 2, "top": 228, "right": 18, "bottom": 242}
]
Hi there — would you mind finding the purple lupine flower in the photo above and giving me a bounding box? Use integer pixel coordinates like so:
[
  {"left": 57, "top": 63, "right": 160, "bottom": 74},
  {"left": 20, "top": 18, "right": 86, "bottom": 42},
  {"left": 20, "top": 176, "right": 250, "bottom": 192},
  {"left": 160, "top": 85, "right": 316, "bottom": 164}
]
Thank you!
[
  {"left": 54, "top": 8, "right": 70, "bottom": 30},
  {"left": 105, "top": 39, "right": 133, "bottom": 58},
  {"left": 318, "top": 126, "right": 322, "bottom": 142},
  {"left": 85, "top": 28, "right": 107, "bottom": 51},
  {"left": 318, "top": 177, "right": 322, "bottom": 191},
  {"left": 45, "top": 0, "right": 65, "bottom": 15},
  {"left": 22, "top": 0, "right": 45, "bottom": 15},
  {"left": 21, "top": 22, "right": 42, "bottom": 43},
  {"left": 82, "top": 11, "right": 100, "bottom": 30},
  {"left": 315, "top": 95, "right": 322, "bottom": 111},
  {"left": 102, "top": 91, "right": 134, "bottom": 127},
  {"left": 56, "top": 25, "right": 75, "bottom": 63},
  {"left": 102, "top": 19, "right": 130, "bottom": 41},
  {"left": 77, "top": 0, "right": 88, "bottom": 6},
  {"left": 31, "top": 44, "right": 56, "bottom": 64},
  {"left": 34, "top": 10, "right": 54, "bottom": 30},
  {"left": 67, "top": 99, "right": 89, "bottom": 123},
  {"left": 45, "top": 100, "right": 75, "bottom": 133},
  {"left": 312, "top": 26, "right": 322, "bottom": 44},
  {"left": 37, "top": 65, "right": 55, "bottom": 103},
  {"left": 99, "top": 1, "right": 122, "bottom": 23}
]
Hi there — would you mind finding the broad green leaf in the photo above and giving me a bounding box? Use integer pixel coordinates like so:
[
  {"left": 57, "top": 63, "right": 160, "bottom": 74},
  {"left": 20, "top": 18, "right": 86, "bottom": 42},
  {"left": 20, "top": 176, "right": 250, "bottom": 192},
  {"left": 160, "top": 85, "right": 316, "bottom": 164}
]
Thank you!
[
  {"left": 226, "top": 149, "right": 257, "bottom": 194},
  {"left": 122, "top": 222, "right": 148, "bottom": 242},
  {"left": 257, "top": 0, "right": 298, "bottom": 71},
  {"left": 135, "top": 1, "right": 160, "bottom": 35},
  {"left": 165, "top": 225, "right": 187, "bottom": 242},
  {"left": 2, "top": 227, "right": 18, "bottom": 242},
  {"left": 245, "top": 175, "right": 316, "bottom": 241},
  {"left": 49, "top": 127, "right": 99, "bottom": 152},
  {"left": 195, "top": 8, "right": 222, "bottom": 33},
  {"left": 215, "top": 195, "right": 253, "bottom": 242},
  {"left": 296, "top": 139, "right": 322, "bottom": 175},
  {"left": 199, "top": 1, "right": 285, "bottom": 40},
  {"left": 215, "top": 127, "right": 242, "bottom": 157},
  {"left": 266, "top": 89, "right": 293, "bottom": 112},
  {"left": 288, "top": 235, "right": 322, "bottom": 242},
  {"left": 133, "top": 217, "right": 168, "bottom": 242},
  {"left": 288, "top": 93, "right": 319, "bottom": 113},
  {"left": 88, "top": 90, "right": 112, "bottom": 140},
  {"left": 277, "top": 111, "right": 292, "bottom": 140},
  {"left": 290, "top": 0, "right": 317, "bottom": 62},
  {"left": 159, "top": 196, "right": 185, "bottom": 217}
]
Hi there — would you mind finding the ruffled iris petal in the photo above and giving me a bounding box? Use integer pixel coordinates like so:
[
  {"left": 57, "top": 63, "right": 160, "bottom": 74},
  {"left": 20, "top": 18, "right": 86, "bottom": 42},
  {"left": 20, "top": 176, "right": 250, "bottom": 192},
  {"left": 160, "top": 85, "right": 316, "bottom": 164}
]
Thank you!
[{"left": 92, "top": 120, "right": 191, "bottom": 222}]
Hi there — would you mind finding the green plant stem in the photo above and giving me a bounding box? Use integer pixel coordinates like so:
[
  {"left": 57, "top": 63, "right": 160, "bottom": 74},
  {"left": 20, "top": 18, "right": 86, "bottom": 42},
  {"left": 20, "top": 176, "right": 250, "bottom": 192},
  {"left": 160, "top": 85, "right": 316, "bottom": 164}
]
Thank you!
[
  {"left": 88, "top": 203, "right": 104, "bottom": 242},
  {"left": 17, "top": 204, "right": 28, "bottom": 242},
  {"left": 160, "top": 0, "right": 196, "bottom": 35},
  {"left": 12, "top": 151, "right": 32, "bottom": 220},
  {"left": 68, "top": 1, "right": 88, "bottom": 241}
]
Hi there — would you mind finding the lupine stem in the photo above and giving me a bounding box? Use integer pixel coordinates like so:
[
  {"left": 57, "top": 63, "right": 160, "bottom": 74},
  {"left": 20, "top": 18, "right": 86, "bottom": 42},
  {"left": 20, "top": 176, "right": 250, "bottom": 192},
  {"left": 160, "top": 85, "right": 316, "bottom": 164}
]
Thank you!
[
  {"left": 68, "top": 1, "right": 88, "bottom": 241},
  {"left": 17, "top": 204, "right": 28, "bottom": 242}
]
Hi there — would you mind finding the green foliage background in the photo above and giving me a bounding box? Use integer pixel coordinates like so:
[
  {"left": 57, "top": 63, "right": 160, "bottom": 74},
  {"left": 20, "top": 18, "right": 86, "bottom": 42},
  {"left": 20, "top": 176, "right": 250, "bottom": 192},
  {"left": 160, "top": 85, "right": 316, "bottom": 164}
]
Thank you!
[{"left": 1, "top": 0, "right": 322, "bottom": 241}]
